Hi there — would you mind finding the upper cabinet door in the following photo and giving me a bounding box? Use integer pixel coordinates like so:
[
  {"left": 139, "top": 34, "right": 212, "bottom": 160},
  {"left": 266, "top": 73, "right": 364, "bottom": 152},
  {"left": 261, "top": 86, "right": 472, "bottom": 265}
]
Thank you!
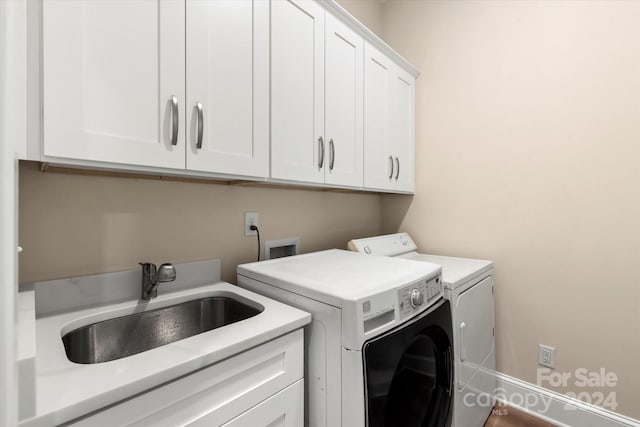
[
  {"left": 389, "top": 67, "right": 415, "bottom": 192},
  {"left": 271, "top": 0, "right": 325, "bottom": 184},
  {"left": 42, "top": 1, "right": 185, "bottom": 169},
  {"left": 186, "top": 0, "right": 269, "bottom": 178},
  {"left": 364, "top": 44, "right": 393, "bottom": 191},
  {"left": 324, "top": 15, "right": 364, "bottom": 188},
  {"left": 364, "top": 43, "right": 416, "bottom": 193}
]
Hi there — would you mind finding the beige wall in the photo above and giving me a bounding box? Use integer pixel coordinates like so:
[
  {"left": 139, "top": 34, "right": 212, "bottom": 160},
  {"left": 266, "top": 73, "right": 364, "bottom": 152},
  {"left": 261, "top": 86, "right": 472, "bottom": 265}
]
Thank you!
[
  {"left": 19, "top": 162, "right": 381, "bottom": 283},
  {"left": 336, "top": 0, "right": 383, "bottom": 36},
  {"left": 380, "top": 0, "right": 640, "bottom": 418}
]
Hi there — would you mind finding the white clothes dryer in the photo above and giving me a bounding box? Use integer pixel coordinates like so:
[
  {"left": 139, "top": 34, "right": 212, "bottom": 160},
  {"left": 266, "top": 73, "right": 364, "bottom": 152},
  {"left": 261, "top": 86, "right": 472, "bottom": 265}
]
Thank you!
[{"left": 349, "top": 233, "right": 496, "bottom": 427}]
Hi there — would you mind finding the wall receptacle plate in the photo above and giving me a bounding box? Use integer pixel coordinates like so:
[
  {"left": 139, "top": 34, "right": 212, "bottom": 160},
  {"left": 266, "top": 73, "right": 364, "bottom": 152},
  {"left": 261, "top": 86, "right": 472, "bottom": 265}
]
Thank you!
[
  {"left": 245, "top": 212, "right": 259, "bottom": 236},
  {"left": 538, "top": 344, "right": 556, "bottom": 369}
]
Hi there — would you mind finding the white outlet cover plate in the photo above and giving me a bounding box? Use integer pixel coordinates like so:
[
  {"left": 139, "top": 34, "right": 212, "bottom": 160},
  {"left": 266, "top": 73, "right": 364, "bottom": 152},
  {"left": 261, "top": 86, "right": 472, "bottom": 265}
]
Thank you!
[
  {"left": 538, "top": 344, "right": 556, "bottom": 369},
  {"left": 245, "top": 212, "right": 259, "bottom": 236}
]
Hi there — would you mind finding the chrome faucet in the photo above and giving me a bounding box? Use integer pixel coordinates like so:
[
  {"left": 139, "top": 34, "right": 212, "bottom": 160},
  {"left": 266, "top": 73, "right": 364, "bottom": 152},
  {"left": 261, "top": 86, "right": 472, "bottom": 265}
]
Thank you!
[{"left": 139, "top": 262, "right": 176, "bottom": 300}]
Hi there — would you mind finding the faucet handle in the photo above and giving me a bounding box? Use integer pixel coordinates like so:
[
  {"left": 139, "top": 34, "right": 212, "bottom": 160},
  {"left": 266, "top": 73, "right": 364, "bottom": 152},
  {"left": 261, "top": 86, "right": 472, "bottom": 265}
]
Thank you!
[
  {"left": 156, "top": 263, "right": 176, "bottom": 283},
  {"left": 139, "top": 262, "right": 175, "bottom": 300}
]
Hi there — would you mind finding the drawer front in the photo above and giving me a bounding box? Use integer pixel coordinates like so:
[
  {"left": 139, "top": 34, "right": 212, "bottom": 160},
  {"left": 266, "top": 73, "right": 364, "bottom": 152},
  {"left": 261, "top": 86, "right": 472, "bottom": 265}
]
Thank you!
[
  {"left": 68, "top": 330, "right": 303, "bottom": 426},
  {"left": 219, "top": 379, "right": 303, "bottom": 427}
]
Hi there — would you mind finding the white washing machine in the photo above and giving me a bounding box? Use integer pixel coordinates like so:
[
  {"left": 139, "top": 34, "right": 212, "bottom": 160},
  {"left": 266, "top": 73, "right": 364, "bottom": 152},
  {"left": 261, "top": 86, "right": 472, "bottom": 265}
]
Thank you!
[
  {"left": 237, "top": 249, "right": 454, "bottom": 427},
  {"left": 349, "top": 233, "right": 496, "bottom": 427}
]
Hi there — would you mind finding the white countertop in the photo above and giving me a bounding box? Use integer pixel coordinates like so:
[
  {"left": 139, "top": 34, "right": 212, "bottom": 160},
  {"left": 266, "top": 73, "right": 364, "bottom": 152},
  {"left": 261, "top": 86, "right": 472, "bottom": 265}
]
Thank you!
[{"left": 20, "top": 282, "right": 310, "bottom": 426}]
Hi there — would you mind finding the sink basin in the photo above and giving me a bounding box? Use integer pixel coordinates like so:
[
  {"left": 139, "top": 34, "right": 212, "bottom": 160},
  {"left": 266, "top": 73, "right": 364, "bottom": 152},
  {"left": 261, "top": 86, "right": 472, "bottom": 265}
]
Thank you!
[{"left": 62, "top": 296, "right": 263, "bottom": 364}]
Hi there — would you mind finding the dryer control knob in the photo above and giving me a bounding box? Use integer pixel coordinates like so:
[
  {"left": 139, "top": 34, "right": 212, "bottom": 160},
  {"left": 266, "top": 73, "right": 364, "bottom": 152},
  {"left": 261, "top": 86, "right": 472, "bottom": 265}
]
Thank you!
[{"left": 410, "top": 289, "right": 424, "bottom": 308}]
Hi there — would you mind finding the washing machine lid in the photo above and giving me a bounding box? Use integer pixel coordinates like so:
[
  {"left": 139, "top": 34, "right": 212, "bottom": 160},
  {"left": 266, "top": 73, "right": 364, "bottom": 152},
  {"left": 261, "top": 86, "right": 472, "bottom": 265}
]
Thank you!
[
  {"left": 237, "top": 249, "right": 441, "bottom": 308},
  {"left": 349, "top": 233, "right": 492, "bottom": 289}
]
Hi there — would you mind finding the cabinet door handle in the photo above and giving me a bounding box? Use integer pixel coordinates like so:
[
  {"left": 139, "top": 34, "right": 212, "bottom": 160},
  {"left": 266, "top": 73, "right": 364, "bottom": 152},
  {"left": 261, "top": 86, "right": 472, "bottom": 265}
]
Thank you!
[
  {"left": 329, "top": 138, "right": 335, "bottom": 171},
  {"left": 395, "top": 157, "right": 400, "bottom": 180},
  {"left": 170, "top": 95, "right": 179, "bottom": 146},
  {"left": 388, "top": 156, "right": 394, "bottom": 179},
  {"left": 195, "top": 102, "right": 204, "bottom": 149},
  {"left": 318, "top": 136, "right": 325, "bottom": 168}
]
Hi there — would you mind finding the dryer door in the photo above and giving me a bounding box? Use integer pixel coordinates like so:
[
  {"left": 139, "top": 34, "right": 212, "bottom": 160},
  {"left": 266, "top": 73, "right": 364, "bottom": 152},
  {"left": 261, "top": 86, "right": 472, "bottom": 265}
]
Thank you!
[
  {"left": 363, "top": 299, "right": 453, "bottom": 427},
  {"left": 456, "top": 275, "right": 495, "bottom": 389}
]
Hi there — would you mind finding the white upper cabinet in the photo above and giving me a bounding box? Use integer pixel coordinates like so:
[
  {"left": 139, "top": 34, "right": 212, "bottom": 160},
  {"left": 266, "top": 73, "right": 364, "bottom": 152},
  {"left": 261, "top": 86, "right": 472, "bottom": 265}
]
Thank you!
[
  {"left": 42, "top": 0, "right": 185, "bottom": 169},
  {"left": 271, "top": 1, "right": 365, "bottom": 189},
  {"left": 270, "top": 0, "right": 325, "bottom": 184},
  {"left": 364, "top": 43, "right": 415, "bottom": 193},
  {"left": 38, "top": 0, "right": 416, "bottom": 193},
  {"left": 389, "top": 66, "right": 415, "bottom": 192},
  {"left": 324, "top": 15, "right": 364, "bottom": 188},
  {"left": 364, "top": 44, "right": 392, "bottom": 191},
  {"left": 186, "top": 0, "right": 269, "bottom": 178}
]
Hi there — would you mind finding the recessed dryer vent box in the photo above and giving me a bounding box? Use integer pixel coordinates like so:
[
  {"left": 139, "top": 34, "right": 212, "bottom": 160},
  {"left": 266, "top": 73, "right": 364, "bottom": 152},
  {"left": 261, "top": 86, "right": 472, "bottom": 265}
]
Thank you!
[{"left": 265, "top": 238, "right": 300, "bottom": 260}]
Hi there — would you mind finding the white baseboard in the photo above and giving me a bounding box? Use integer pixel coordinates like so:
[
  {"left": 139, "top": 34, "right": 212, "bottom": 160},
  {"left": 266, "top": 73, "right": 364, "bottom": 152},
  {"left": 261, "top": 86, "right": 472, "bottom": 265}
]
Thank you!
[{"left": 494, "top": 373, "right": 640, "bottom": 427}]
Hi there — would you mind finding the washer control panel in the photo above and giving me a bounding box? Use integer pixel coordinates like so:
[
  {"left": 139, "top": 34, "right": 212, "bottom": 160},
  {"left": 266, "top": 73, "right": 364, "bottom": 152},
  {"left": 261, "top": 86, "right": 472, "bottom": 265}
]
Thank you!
[{"left": 398, "top": 276, "right": 443, "bottom": 319}]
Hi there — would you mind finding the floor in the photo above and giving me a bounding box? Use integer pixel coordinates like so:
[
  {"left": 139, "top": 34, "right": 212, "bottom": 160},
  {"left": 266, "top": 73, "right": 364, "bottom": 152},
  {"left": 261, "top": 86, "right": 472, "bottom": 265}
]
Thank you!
[{"left": 484, "top": 404, "right": 557, "bottom": 427}]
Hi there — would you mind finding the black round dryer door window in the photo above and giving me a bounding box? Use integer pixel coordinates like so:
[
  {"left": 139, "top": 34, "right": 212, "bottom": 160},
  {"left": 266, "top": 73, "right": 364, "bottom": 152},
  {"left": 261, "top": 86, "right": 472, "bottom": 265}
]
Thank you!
[{"left": 363, "top": 299, "right": 453, "bottom": 427}]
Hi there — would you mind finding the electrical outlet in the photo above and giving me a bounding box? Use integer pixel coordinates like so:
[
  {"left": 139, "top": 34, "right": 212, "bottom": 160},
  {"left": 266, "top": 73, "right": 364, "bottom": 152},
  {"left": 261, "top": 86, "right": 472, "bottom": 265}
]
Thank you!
[
  {"left": 245, "top": 212, "right": 259, "bottom": 236},
  {"left": 538, "top": 344, "right": 556, "bottom": 369}
]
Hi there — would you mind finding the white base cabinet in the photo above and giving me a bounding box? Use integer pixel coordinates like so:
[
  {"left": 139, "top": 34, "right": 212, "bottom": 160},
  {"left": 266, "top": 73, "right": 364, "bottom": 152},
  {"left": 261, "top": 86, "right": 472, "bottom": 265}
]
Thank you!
[{"left": 67, "top": 330, "right": 304, "bottom": 427}]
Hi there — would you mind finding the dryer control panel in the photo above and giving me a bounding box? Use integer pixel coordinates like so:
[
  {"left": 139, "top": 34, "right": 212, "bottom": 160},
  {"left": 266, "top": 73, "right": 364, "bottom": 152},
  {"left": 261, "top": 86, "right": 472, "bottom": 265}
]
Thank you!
[
  {"left": 398, "top": 276, "right": 443, "bottom": 319},
  {"left": 348, "top": 232, "right": 418, "bottom": 257}
]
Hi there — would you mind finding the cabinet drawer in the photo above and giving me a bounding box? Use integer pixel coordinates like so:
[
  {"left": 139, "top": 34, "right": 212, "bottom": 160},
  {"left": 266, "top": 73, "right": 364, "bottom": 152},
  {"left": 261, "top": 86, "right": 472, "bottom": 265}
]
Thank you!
[
  {"left": 221, "top": 379, "right": 303, "bottom": 427},
  {"left": 67, "top": 330, "right": 303, "bottom": 426}
]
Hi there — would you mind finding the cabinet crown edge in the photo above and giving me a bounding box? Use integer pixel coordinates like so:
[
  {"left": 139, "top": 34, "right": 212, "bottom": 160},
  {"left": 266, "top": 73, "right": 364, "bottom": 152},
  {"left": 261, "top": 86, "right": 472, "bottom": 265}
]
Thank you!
[{"left": 318, "top": 0, "right": 420, "bottom": 78}]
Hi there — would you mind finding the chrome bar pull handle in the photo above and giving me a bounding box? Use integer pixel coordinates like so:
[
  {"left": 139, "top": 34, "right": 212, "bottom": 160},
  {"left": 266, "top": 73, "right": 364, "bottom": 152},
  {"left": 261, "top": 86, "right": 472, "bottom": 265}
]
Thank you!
[
  {"left": 388, "top": 155, "right": 394, "bottom": 179},
  {"left": 329, "top": 138, "right": 335, "bottom": 171},
  {"left": 318, "top": 136, "right": 325, "bottom": 168},
  {"left": 170, "top": 95, "right": 179, "bottom": 146},
  {"left": 195, "top": 102, "right": 204, "bottom": 149},
  {"left": 395, "top": 157, "right": 400, "bottom": 180}
]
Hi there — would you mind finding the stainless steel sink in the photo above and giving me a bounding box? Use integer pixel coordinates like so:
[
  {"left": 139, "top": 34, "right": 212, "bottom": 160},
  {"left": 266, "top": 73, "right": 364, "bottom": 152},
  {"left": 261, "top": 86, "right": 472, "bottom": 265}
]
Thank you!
[{"left": 62, "top": 296, "right": 263, "bottom": 364}]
